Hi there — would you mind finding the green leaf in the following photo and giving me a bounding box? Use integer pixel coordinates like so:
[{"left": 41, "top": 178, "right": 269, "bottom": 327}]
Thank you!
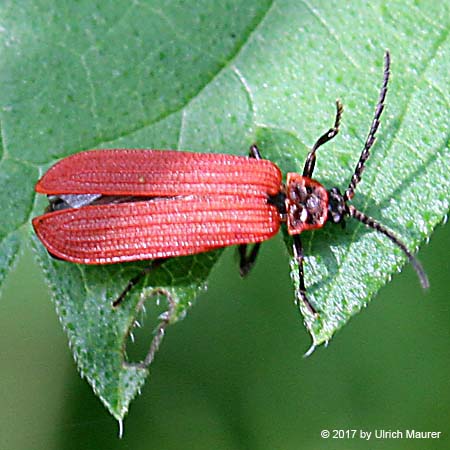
[
  {"left": 1, "top": 0, "right": 449, "bottom": 420},
  {"left": 32, "top": 236, "right": 221, "bottom": 420}
]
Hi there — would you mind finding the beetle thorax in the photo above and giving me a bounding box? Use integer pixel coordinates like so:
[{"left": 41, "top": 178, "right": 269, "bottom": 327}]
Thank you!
[{"left": 285, "top": 173, "right": 329, "bottom": 235}]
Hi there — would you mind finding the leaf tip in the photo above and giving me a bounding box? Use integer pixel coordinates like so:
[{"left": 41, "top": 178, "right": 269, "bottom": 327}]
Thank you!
[
  {"left": 118, "top": 418, "right": 124, "bottom": 439},
  {"left": 303, "top": 342, "right": 316, "bottom": 358}
]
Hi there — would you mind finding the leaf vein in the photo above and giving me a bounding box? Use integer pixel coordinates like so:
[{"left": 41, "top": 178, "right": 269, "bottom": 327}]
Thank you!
[
  {"left": 299, "top": 0, "right": 360, "bottom": 69},
  {"left": 74, "top": 0, "right": 276, "bottom": 150}
]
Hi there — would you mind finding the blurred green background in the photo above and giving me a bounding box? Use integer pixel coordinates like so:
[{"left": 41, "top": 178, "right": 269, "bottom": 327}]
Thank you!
[{"left": 0, "top": 223, "right": 448, "bottom": 449}]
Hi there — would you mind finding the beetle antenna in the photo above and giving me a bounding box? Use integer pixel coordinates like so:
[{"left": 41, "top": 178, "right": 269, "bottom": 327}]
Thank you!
[
  {"left": 303, "top": 100, "right": 343, "bottom": 178},
  {"left": 345, "top": 51, "right": 390, "bottom": 201},
  {"left": 347, "top": 205, "right": 429, "bottom": 289}
]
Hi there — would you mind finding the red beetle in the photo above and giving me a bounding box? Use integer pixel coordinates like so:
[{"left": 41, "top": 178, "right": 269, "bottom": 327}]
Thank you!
[{"left": 33, "top": 52, "right": 428, "bottom": 314}]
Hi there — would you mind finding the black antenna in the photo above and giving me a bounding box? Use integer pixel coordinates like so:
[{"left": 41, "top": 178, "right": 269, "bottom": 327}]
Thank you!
[
  {"left": 337, "top": 50, "right": 428, "bottom": 289},
  {"left": 348, "top": 205, "right": 429, "bottom": 288},
  {"left": 345, "top": 51, "right": 390, "bottom": 201},
  {"left": 303, "top": 100, "right": 343, "bottom": 178}
]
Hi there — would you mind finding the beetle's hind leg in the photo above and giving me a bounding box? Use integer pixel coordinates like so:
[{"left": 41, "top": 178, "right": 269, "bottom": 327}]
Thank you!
[
  {"left": 238, "top": 243, "right": 261, "bottom": 277},
  {"left": 113, "top": 258, "right": 165, "bottom": 307}
]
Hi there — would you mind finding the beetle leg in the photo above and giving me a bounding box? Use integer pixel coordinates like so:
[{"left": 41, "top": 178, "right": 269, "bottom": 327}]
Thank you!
[
  {"left": 113, "top": 259, "right": 165, "bottom": 307},
  {"left": 238, "top": 243, "right": 262, "bottom": 277},
  {"left": 293, "top": 235, "right": 317, "bottom": 315},
  {"left": 236, "top": 144, "right": 264, "bottom": 276},
  {"left": 249, "top": 144, "right": 262, "bottom": 159}
]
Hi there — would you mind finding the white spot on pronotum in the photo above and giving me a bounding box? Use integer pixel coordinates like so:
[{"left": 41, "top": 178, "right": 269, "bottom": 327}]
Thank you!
[{"left": 300, "top": 207, "right": 308, "bottom": 223}]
